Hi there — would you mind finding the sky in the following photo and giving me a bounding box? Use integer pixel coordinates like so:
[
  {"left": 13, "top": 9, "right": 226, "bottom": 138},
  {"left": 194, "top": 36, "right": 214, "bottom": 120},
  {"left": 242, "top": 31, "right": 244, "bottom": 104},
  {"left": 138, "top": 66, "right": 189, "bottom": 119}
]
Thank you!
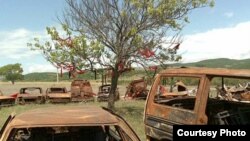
[{"left": 0, "top": 0, "right": 250, "bottom": 74}]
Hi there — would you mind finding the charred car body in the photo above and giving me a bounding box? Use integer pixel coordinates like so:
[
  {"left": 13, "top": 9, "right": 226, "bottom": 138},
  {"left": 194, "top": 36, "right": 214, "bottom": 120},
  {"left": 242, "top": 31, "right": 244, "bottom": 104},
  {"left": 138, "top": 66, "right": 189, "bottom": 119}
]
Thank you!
[
  {"left": 144, "top": 67, "right": 250, "bottom": 140},
  {"left": 71, "top": 79, "right": 95, "bottom": 102},
  {"left": 15, "top": 87, "right": 46, "bottom": 104},
  {"left": 97, "top": 84, "right": 120, "bottom": 102},
  {"left": 46, "top": 87, "right": 71, "bottom": 103},
  {"left": 0, "top": 106, "right": 140, "bottom": 141},
  {"left": 0, "top": 90, "right": 15, "bottom": 108},
  {"left": 124, "top": 77, "right": 148, "bottom": 100}
]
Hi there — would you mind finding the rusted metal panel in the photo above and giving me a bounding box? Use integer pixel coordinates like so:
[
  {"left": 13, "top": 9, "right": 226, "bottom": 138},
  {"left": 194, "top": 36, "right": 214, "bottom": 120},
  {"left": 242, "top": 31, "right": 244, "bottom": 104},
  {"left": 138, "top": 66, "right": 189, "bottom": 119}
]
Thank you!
[
  {"left": 0, "top": 90, "right": 16, "bottom": 107},
  {"left": 144, "top": 67, "right": 250, "bottom": 140},
  {"left": 46, "top": 87, "right": 71, "bottom": 103},
  {"left": 145, "top": 124, "right": 172, "bottom": 140},
  {"left": 16, "top": 87, "right": 46, "bottom": 104},
  {"left": 194, "top": 76, "right": 210, "bottom": 124},
  {"left": 1, "top": 106, "right": 141, "bottom": 141},
  {"left": 47, "top": 93, "right": 71, "bottom": 98},
  {"left": 8, "top": 106, "right": 118, "bottom": 127},
  {"left": 159, "top": 67, "right": 250, "bottom": 78},
  {"left": 71, "top": 79, "right": 96, "bottom": 102},
  {"left": 147, "top": 103, "right": 197, "bottom": 124},
  {"left": 124, "top": 77, "right": 149, "bottom": 100}
]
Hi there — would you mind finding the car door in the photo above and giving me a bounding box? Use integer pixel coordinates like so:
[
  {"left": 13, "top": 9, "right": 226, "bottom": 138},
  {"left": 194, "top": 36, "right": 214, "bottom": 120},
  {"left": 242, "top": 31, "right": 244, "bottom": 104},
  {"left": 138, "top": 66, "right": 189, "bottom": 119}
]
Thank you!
[
  {"left": 144, "top": 74, "right": 207, "bottom": 140},
  {"left": 102, "top": 107, "right": 141, "bottom": 141},
  {"left": 0, "top": 113, "right": 15, "bottom": 140}
]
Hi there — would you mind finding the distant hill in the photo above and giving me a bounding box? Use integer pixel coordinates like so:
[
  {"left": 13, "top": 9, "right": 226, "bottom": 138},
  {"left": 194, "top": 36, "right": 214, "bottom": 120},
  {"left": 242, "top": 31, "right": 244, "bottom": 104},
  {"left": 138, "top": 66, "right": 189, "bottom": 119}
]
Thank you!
[
  {"left": 23, "top": 58, "right": 250, "bottom": 81},
  {"left": 170, "top": 58, "right": 250, "bottom": 69},
  {"left": 24, "top": 71, "right": 96, "bottom": 82},
  {"left": 24, "top": 72, "right": 58, "bottom": 81}
]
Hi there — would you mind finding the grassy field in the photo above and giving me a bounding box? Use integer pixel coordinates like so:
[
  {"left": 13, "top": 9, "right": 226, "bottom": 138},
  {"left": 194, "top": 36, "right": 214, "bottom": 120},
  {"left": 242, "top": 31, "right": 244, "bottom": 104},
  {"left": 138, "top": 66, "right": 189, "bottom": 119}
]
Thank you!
[{"left": 0, "top": 82, "right": 147, "bottom": 141}]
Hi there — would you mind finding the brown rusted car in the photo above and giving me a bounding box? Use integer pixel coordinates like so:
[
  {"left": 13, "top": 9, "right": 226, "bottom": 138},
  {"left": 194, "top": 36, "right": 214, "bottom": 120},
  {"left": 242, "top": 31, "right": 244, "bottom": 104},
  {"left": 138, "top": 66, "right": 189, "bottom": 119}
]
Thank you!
[
  {"left": 0, "top": 90, "right": 15, "bottom": 108},
  {"left": 124, "top": 77, "right": 148, "bottom": 100},
  {"left": 71, "top": 79, "right": 95, "bottom": 102},
  {"left": 46, "top": 87, "right": 71, "bottom": 103},
  {"left": 15, "top": 87, "right": 46, "bottom": 104},
  {"left": 144, "top": 67, "right": 250, "bottom": 140},
  {"left": 0, "top": 106, "right": 141, "bottom": 141}
]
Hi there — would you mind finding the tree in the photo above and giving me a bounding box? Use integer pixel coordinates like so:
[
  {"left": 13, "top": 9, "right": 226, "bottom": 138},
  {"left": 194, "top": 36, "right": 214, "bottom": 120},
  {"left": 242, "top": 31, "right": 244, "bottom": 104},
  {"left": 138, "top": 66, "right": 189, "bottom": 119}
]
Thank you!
[
  {"left": 28, "top": 0, "right": 214, "bottom": 109},
  {"left": 0, "top": 63, "right": 24, "bottom": 84}
]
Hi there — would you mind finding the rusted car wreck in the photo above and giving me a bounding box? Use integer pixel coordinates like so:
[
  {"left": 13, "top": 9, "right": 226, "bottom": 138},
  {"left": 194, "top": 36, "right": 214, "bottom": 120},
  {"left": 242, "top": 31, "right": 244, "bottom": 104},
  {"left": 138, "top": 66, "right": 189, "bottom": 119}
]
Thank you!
[
  {"left": 124, "top": 77, "right": 148, "bottom": 100},
  {"left": 144, "top": 67, "right": 250, "bottom": 140},
  {"left": 0, "top": 106, "right": 140, "bottom": 141},
  {"left": 0, "top": 90, "right": 15, "bottom": 107},
  {"left": 15, "top": 87, "right": 46, "bottom": 104},
  {"left": 70, "top": 79, "right": 95, "bottom": 102},
  {"left": 46, "top": 87, "right": 71, "bottom": 103}
]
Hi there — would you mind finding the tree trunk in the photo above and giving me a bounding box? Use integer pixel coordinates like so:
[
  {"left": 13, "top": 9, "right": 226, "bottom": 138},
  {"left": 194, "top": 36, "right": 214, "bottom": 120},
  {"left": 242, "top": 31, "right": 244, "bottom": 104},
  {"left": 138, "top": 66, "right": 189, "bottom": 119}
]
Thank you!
[{"left": 107, "top": 65, "right": 119, "bottom": 110}]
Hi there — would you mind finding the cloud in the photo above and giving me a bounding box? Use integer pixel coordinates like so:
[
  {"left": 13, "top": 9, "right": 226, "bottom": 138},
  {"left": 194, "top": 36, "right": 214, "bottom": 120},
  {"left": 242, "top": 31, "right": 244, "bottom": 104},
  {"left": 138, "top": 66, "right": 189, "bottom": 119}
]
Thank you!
[
  {"left": 223, "top": 12, "right": 234, "bottom": 18},
  {"left": 0, "top": 28, "right": 48, "bottom": 59},
  {"left": 2, "top": 22, "right": 250, "bottom": 74},
  {"left": 26, "top": 63, "right": 57, "bottom": 74},
  {"left": 0, "top": 28, "right": 57, "bottom": 74},
  {"left": 0, "top": 25, "right": 74, "bottom": 74},
  {"left": 179, "top": 21, "right": 250, "bottom": 63}
]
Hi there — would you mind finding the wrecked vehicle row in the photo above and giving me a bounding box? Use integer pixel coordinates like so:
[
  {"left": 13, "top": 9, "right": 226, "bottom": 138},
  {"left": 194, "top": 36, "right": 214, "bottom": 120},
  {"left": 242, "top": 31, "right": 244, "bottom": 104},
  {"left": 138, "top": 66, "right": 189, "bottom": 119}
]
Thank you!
[
  {"left": 0, "top": 80, "right": 99, "bottom": 105},
  {"left": 1, "top": 77, "right": 149, "bottom": 106}
]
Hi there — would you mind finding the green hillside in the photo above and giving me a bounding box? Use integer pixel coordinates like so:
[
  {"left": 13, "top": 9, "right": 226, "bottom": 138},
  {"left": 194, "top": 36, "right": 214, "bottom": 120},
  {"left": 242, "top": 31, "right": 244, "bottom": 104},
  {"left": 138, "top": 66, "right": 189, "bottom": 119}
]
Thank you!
[
  {"left": 23, "top": 58, "right": 250, "bottom": 82},
  {"left": 24, "top": 71, "right": 97, "bottom": 82},
  {"left": 171, "top": 58, "right": 250, "bottom": 69}
]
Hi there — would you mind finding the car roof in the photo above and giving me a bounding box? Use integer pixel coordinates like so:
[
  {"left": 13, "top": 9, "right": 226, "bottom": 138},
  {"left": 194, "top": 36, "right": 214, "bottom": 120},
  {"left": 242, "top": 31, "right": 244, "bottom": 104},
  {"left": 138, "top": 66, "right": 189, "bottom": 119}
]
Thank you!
[
  {"left": 8, "top": 106, "right": 118, "bottom": 128},
  {"left": 20, "top": 87, "right": 42, "bottom": 89},
  {"left": 0, "top": 96, "right": 15, "bottom": 100},
  {"left": 159, "top": 67, "right": 250, "bottom": 78}
]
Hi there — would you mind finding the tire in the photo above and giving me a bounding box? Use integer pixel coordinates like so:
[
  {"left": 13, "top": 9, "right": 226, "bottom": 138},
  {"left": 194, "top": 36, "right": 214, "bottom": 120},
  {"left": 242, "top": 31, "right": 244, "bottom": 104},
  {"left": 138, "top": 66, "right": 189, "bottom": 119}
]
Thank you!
[
  {"left": 36, "top": 97, "right": 45, "bottom": 104},
  {"left": 17, "top": 97, "right": 25, "bottom": 105}
]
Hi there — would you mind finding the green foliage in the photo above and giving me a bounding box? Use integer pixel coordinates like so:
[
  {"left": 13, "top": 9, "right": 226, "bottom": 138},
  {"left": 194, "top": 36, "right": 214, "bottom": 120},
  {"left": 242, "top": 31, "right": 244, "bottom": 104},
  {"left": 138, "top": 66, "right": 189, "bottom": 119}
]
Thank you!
[
  {"left": 27, "top": 0, "right": 215, "bottom": 72},
  {"left": 0, "top": 63, "right": 23, "bottom": 84},
  {"left": 28, "top": 0, "right": 214, "bottom": 109},
  {"left": 28, "top": 25, "right": 101, "bottom": 72}
]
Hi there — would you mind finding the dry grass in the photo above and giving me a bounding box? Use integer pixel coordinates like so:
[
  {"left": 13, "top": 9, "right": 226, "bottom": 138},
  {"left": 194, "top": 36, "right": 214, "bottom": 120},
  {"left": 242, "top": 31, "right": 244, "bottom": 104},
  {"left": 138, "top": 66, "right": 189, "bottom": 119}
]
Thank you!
[{"left": 0, "top": 82, "right": 146, "bottom": 141}]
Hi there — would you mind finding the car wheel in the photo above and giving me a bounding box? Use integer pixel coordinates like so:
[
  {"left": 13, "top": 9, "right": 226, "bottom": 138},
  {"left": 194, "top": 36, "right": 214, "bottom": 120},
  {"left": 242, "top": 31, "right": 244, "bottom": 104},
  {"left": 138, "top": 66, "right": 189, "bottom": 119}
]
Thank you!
[
  {"left": 36, "top": 97, "right": 44, "bottom": 104},
  {"left": 17, "top": 97, "right": 25, "bottom": 105}
]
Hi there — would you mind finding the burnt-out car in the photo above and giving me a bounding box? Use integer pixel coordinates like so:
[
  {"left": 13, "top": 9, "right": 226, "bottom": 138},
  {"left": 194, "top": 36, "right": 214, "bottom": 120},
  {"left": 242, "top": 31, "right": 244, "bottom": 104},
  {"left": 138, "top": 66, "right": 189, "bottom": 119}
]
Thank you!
[
  {"left": 0, "top": 106, "right": 141, "bottom": 141},
  {"left": 46, "top": 87, "right": 71, "bottom": 103},
  {"left": 97, "top": 84, "right": 120, "bottom": 102},
  {"left": 0, "top": 90, "right": 15, "bottom": 108},
  {"left": 124, "top": 78, "right": 148, "bottom": 100},
  {"left": 15, "top": 87, "right": 46, "bottom": 104},
  {"left": 70, "top": 79, "right": 95, "bottom": 102},
  {"left": 144, "top": 67, "right": 250, "bottom": 140}
]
